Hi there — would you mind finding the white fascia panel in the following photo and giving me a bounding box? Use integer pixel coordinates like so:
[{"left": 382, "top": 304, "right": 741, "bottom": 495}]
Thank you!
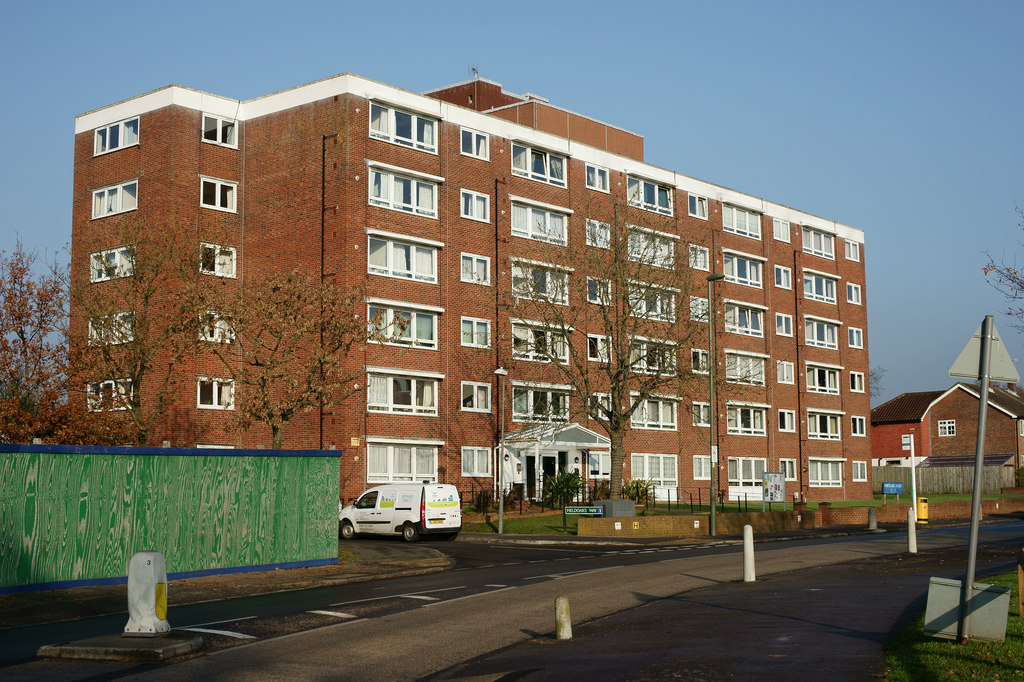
[
  {"left": 365, "top": 228, "right": 444, "bottom": 249},
  {"left": 510, "top": 379, "right": 573, "bottom": 391},
  {"left": 365, "top": 297, "right": 445, "bottom": 314},
  {"left": 364, "top": 435, "right": 446, "bottom": 446},
  {"left": 721, "top": 247, "right": 767, "bottom": 261},
  {"left": 507, "top": 194, "right": 573, "bottom": 215},
  {"left": 365, "top": 366, "right": 445, "bottom": 380},
  {"left": 723, "top": 348, "right": 771, "bottom": 359}
]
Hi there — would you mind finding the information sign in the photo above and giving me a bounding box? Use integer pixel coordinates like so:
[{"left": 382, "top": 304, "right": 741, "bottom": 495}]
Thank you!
[
  {"left": 883, "top": 481, "right": 904, "bottom": 494},
  {"left": 763, "top": 472, "right": 785, "bottom": 503},
  {"left": 565, "top": 506, "right": 603, "bottom": 515}
]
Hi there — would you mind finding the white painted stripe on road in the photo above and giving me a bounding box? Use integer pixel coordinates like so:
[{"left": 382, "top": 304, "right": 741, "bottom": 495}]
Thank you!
[
  {"left": 308, "top": 610, "right": 357, "bottom": 619},
  {"left": 183, "top": 627, "right": 256, "bottom": 640},
  {"left": 421, "top": 586, "right": 518, "bottom": 607},
  {"left": 206, "top": 619, "right": 367, "bottom": 657},
  {"left": 181, "top": 616, "right": 256, "bottom": 628},
  {"left": 484, "top": 584, "right": 506, "bottom": 588},
  {"left": 400, "top": 594, "right": 439, "bottom": 601},
  {"left": 330, "top": 585, "right": 465, "bottom": 607},
  {"left": 524, "top": 566, "right": 621, "bottom": 581}
]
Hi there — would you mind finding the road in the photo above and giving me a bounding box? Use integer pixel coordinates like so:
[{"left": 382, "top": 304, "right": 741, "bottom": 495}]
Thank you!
[{"left": 4, "top": 522, "right": 1024, "bottom": 680}]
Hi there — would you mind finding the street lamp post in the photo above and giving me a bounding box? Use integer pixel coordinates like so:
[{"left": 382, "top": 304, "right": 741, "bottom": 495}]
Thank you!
[
  {"left": 494, "top": 367, "right": 508, "bottom": 534},
  {"left": 706, "top": 273, "right": 725, "bottom": 537}
]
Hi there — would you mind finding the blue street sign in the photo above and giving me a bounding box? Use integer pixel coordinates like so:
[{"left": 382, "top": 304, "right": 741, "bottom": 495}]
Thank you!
[{"left": 883, "top": 482, "right": 903, "bottom": 494}]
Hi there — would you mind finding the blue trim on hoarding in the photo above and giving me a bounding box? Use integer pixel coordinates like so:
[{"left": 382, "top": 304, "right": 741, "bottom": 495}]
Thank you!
[
  {"left": 0, "top": 557, "right": 340, "bottom": 595},
  {"left": 0, "top": 443, "right": 342, "bottom": 458}
]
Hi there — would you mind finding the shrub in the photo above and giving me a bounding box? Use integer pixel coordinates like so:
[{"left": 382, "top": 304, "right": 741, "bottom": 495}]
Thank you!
[
  {"left": 622, "top": 478, "right": 655, "bottom": 505},
  {"left": 544, "top": 468, "right": 583, "bottom": 507}
]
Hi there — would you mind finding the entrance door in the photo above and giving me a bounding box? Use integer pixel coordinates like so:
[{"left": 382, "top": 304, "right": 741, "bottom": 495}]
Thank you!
[{"left": 526, "top": 457, "right": 537, "bottom": 500}]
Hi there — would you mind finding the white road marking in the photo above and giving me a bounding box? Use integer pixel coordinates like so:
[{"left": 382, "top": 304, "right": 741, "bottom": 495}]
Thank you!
[
  {"left": 330, "top": 585, "right": 464, "bottom": 607},
  {"left": 400, "top": 594, "right": 439, "bottom": 601},
  {"left": 484, "top": 584, "right": 506, "bottom": 588},
  {"left": 421, "top": 586, "right": 518, "bottom": 607},
  {"left": 183, "top": 627, "right": 256, "bottom": 640},
  {"left": 181, "top": 616, "right": 256, "bottom": 628},
  {"left": 308, "top": 610, "right": 357, "bottom": 619}
]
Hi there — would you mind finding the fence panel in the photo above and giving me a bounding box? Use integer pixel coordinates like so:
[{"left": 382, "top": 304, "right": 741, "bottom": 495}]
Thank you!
[{"left": 872, "top": 465, "right": 1010, "bottom": 495}]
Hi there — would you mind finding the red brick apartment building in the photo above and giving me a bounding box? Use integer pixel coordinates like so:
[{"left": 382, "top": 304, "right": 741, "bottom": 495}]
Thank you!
[{"left": 72, "top": 74, "right": 871, "bottom": 503}]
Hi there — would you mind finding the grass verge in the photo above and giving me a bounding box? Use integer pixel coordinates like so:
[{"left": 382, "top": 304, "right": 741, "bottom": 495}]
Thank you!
[{"left": 462, "top": 512, "right": 579, "bottom": 535}]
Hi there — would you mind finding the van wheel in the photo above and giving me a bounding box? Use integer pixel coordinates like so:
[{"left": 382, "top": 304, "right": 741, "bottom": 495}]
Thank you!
[
  {"left": 340, "top": 521, "right": 356, "bottom": 540},
  {"left": 402, "top": 524, "right": 420, "bottom": 542}
]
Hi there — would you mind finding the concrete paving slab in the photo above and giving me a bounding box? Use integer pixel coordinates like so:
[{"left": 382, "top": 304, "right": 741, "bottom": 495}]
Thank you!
[{"left": 36, "top": 631, "right": 203, "bottom": 662}]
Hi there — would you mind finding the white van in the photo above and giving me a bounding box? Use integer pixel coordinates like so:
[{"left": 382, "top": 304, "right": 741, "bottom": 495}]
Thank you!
[{"left": 339, "top": 483, "right": 461, "bottom": 542}]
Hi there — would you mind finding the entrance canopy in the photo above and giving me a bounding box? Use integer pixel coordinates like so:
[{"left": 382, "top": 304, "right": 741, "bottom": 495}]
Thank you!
[{"left": 500, "top": 422, "right": 610, "bottom": 449}]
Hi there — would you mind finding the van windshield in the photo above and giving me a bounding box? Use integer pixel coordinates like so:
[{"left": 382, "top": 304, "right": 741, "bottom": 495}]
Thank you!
[{"left": 356, "top": 491, "right": 378, "bottom": 509}]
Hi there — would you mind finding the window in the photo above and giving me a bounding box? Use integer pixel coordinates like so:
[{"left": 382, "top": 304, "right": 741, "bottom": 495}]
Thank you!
[
  {"left": 850, "top": 371, "right": 865, "bottom": 393},
  {"left": 848, "top": 327, "right": 864, "bottom": 349},
  {"left": 845, "top": 240, "right": 861, "bottom": 262},
  {"left": 629, "top": 283, "right": 675, "bottom": 322},
  {"left": 808, "top": 411, "right": 842, "bottom": 440},
  {"left": 805, "top": 317, "right": 839, "bottom": 349},
  {"left": 728, "top": 457, "right": 766, "bottom": 488},
  {"left": 94, "top": 117, "right": 139, "bottom": 155},
  {"left": 512, "top": 144, "right": 566, "bottom": 186},
  {"left": 631, "top": 453, "right": 678, "bottom": 487},
  {"left": 587, "top": 335, "right": 610, "bottom": 362},
  {"left": 90, "top": 246, "right": 133, "bottom": 282},
  {"left": 369, "top": 168, "right": 437, "bottom": 218},
  {"left": 938, "top": 419, "right": 956, "bottom": 437},
  {"left": 461, "top": 447, "right": 491, "bottom": 477},
  {"left": 691, "top": 349, "right": 709, "bottom": 374},
  {"left": 200, "top": 177, "right": 236, "bottom": 212},
  {"left": 368, "top": 304, "right": 437, "bottom": 349},
  {"left": 689, "top": 244, "right": 709, "bottom": 271},
  {"left": 802, "top": 227, "right": 835, "bottom": 259},
  {"left": 722, "top": 205, "right": 761, "bottom": 239},
  {"left": 586, "top": 219, "right": 610, "bottom": 249},
  {"left": 459, "top": 189, "right": 489, "bottom": 222},
  {"left": 586, "top": 164, "right": 609, "bottom": 192},
  {"left": 775, "top": 265, "right": 792, "bottom": 289},
  {"left": 200, "top": 312, "right": 234, "bottom": 343},
  {"left": 627, "top": 176, "right": 673, "bottom": 215},
  {"left": 807, "top": 364, "right": 840, "bottom": 394},
  {"left": 688, "top": 194, "right": 708, "bottom": 219},
  {"left": 777, "top": 361, "right": 794, "bottom": 385},
  {"left": 367, "top": 373, "right": 439, "bottom": 415},
  {"left": 200, "top": 243, "right": 236, "bottom": 277},
  {"left": 630, "top": 339, "right": 676, "bottom": 375},
  {"left": 727, "top": 404, "right": 766, "bottom": 436},
  {"left": 726, "top": 352, "right": 765, "bottom": 386},
  {"left": 202, "top": 114, "right": 236, "bottom": 147},
  {"left": 587, "top": 393, "right": 611, "bottom": 421},
  {"left": 370, "top": 103, "right": 436, "bottom": 153},
  {"left": 772, "top": 218, "right": 790, "bottom": 242},
  {"left": 1020, "top": 420, "right": 1024, "bottom": 437},
  {"left": 589, "top": 449, "right": 611, "bottom": 478},
  {"left": 368, "top": 443, "right": 437, "bottom": 483},
  {"left": 809, "top": 459, "right": 842, "bottom": 487},
  {"left": 628, "top": 227, "right": 675, "bottom": 268},
  {"left": 851, "top": 416, "right": 866, "bottom": 437},
  {"left": 512, "top": 323, "right": 569, "bottom": 363},
  {"left": 847, "top": 283, "right": 862, "bottom": 305},
  {"left": 369, "top": 236, "right": 437, "bottom": 283},
  {"left": 88, "top": 311, "right": 133, "bottom": 346},
  {"left": 587, "top": 277, "right": 610, "bottom": 304},
  {"left": 512, "top": 261, "right": 569, "bottom": 304},
  {"left": 87, "top": 378, "right": 132, "bottom": 411},
  {"left": 461, "top": 382, "right": 492, "bottom": 412},
  {"left": 778, "top": 410, "right": 796, "bottom": 433},
  {"left": 460, "top": 253, "right": 490, "bottom": 285},
  {"left": 803, "top": 271, "right": 837, "bottom": 303},
  {"left": 92, "top": 180, "right": 138, "bottom": 218},
  {"left": 775, "top": 313, "right": 793, "bottom": 337},
  {"left": 724, "top": 302, "right": 763, "bottom": 337},
  {"left": 460, "top": 128, "right": 488, "bottom": 159},
  {"left": 631, "top": 397, "right": 677, "bottom": 430},
  {"left": 723, "top": 252, "right": 762, "bottom": 287},
  {"left": 781, "top": 458, "right": 797, "bottom": 480},
  {"left": 692, "top": 402, "right": 710, "bottom": 428},
  {"left": 852, "top": 460, "right": 867, "bottom": 481},
  {"left": 511, "top": 202, "right": 567, "bottom": 245},
  {"left": 198, "top": 377, "right": 234, "bottom": 410},
  {"left": 690, "top": 296, "right": 708, "bottom": 322},
  {"left": 461, "top": 317, "right": 490, "bottom": 348},
  {"left": 513, "top": 385, "right": 569, "bottom": 422},
  {"left": 693, "top": 455, "right": 711, "bottom": 480}
]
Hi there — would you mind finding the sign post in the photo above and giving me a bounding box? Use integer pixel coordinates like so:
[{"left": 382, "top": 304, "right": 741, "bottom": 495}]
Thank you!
[{"left": 903, "top": 433, "right": 917, "bottom": 522}]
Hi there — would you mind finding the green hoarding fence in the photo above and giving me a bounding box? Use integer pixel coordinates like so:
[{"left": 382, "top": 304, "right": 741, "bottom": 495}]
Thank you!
[{"left": 0, "top": 444, "right": 341, "bottom": 593}]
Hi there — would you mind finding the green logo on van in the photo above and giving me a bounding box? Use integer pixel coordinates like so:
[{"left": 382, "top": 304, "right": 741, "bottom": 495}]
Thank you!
[
  {"left": 427, "top": 500, "right": 459, "bottom": 508},
  {"left": 380, "top": 500, "right": 395, "bottom": 508}
]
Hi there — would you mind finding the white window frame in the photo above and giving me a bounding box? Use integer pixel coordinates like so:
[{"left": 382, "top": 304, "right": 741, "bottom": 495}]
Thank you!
[
  {"left": 851, "top": 416, "right": 866, "bottom": 437},
  {"left": 722, "top": 205, "right": 761, "bottom": 240},
  {"left": 631, "top": 396, "right": 678, "bottom": 431},
  {"left": 461, "top": 446, "right": 491, "bottom": 477},
  {"left": 627, "top": 176, "right": 673, "bottom": 216},
  {"left": 88, "top": 311, "right": 133, "bottom": 346},
  {"left": 511, "top": 201, "right": 568, "bottom": 246},
  {"left": 197, "top": 377, "right": 234, "bottom": 410},
  {"left": 94, "top": 117, "right": 139, "bottom": 156},
  {"left": 200, "top": 176, "right": 237, "bottom": 213},
  {"left": 367, "top": 372, "right": 440, "bottom": 416},
  {"left": 692, "top": 401, "right": 710, "bottom": 428},
  {"left": 850, "top": 371, "right": 865, "bottom": 393},
  {"left": 585, "top": 163, "right": 610, "bottom": 193},
  {"left": 86, "top": 378, "right": 132, "bottom": 411},
  {"left": 586, "top": 219, "right": 610, "bottom": 249},
  {"left": 630, "top": 338, "right": 677, "bottom": 375},
  {"left": 512, "top": 322, "right": 569, "bottom": 364},
  {"left": 694, "top": 454, "right": 711, "bottom": 480},
  {"left": 92, "top": 180, "right": 138, "bottom": 219},
  {"left": 809, "top": 458, "right": 843, "bottom": 487},
  {"left": 802, "top": 226, "right": 835, "bottom": 259},
  {"left": 724, "top": 302, "right": 764, "bottom": 338},
  {"left": 772, "top": 218, "right": 790, "bottom": 242},
  {"left": 938, "top": 419, "right": 956, "bottom": 437},
  {"left": 90, "top": 246, "right": 134, "bottom": 282},
  {"left": 202, "top": 114, "right": 237, "bottom": 148},
  {"left": 512, "top": 143, "right": 566, "bottom": 187},
  {"left": 200, "top": 242, "right": 236, "bottom": 278},
  {"left": 807, "top": 363, "right": 841, "bottom": 394},
  {"left": 808, "top": 410, "right": 843, "bottom": 440},
  {"left": 460, "top": 128, "right": 488, "bottom": 160},
  {"left": 848, "top": 327, "right": 864, "bottom": 349},
  {"left": 369, "top": 102, "right": 437, "bottom": 153},
  {"left": 689, "top": 244, "right": 709, "bottom": 271},
  {"left": 781, "top": 458, "right": 797, "bottom": 480},
  {"left": 628, "top": 283, "right": 676, "bottom": 322},
  {"left": 778, "top": 410, "right": 796, "bottom": 433},
  {"left": 723, "top": 251, "right": 763, "bottom": 288},
  {"left": 845, "top": 240, "right": 861, "bottom": 262},
  {"left": 777, "top": 360, "right": 795, "bottom": 385},
  {"left": 803, "top": 270, "right": 838, "bottom": 304},
  {"left": 587, "top": 334, "right": 611, "bottom": 363},
  {"left": 726, "top": 351, "right": 766, "bottom": 386},
  {"left": 369, "top": 167, "right": 438, "bottom": 218},
  {"left": 461, "top": 381, "right": 492, "bottom": 413},
  {"left": 691, "top": 348, "right": 709, "bottom": 374},
  {"left": 200, "top": 311, "right": 234, "bottom": 344},
  {"left": 847, "top": 282, "right": 863, "bottom": 305},
  {"left": 805, "top": 316, "right": 839, "bottom": 350},
  {"left": 631, "top": 453, "right": 678, "bottom": 487},
  {"left": 852, "top": 460, "right": 868, "bottom": 482},
  {"left": 727, "top": 403, "right": 767, "bottom": 436},
  {"left": 588, "top": 449, "right": 611, "bottom": 479},
  {"left": 775, "top": 313, "right": 794, "bottom": 337},
  {"left": 690, "top": 296, "right": 709, "bottom": 323},
  {"left": 775, "top": 265, "right": 792, "bottom": 289},
  {"left": 460, "top": 189, "right": 490, "bottom": 222},
  {"left": 688, "top": 194, "right": 708, "bottom": 220},
  {"left": 512, "top": 384, "right": 570, "bottom": 423},
  {"left": 587, "top": 276, "right": 610, "bottom": 305},
  {"left": 512, "top": 260, "right": 570, "bottom": 305},
  {"left": 460, "top": 253, "right": 490, "bottom": 286},
  {"left": 368, "top": 234, "right": 438, "bottom": 283},
  {"left": 628, "top": 226, "right": 676, "bottom": 268},
  {"left": 368, "top": 303, "right": 438, "bottom": 350},
  {"left": 367, "top": 443, "right": 438, "bottom": 483},
  {"left": 728, "top": 457, "right": 767, "bottom": 488},
  {"left": 460, "top": 316, "right": 491, "bottom": 348}
]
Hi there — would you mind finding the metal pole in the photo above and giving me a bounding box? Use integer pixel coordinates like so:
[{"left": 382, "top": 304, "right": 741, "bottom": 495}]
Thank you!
[
  {"left": 495, "top": 368, "right": 508, "bottom": 535},
  {"left": 959, "top": 315, "right": 994, "bottom": 642},
  {"left": 908, "top": 433, "right": 918, "bottom": 523},
  {"left": 707, "top": 274, "right": 724, "bottom": 536}
]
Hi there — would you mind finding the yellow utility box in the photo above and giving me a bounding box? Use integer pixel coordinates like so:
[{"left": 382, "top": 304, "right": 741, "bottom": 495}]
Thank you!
[{"left": 917, "top": 497, "right": 928, "bottom": 525}]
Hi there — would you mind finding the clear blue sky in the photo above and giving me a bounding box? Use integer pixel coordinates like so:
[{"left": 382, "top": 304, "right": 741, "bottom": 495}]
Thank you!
[{"left": 3, "top": 0, "right": 1021, "bottom": 406}]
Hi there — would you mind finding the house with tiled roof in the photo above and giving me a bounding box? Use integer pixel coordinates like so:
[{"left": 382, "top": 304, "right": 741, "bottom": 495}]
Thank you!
[{"left": 870, "top": 383, "right": 1024, "bottom": 470}]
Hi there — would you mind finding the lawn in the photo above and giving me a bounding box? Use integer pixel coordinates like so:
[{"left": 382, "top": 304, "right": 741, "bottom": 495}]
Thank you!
[
  {"left": 886, "top": 571, "right": 1023, "bottom": 680},
  {"left": 462, "top": 512, "right": 580, "bottom": 535}
]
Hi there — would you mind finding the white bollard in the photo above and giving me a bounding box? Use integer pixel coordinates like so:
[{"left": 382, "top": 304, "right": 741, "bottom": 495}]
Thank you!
[
  {"left": 555, "top": 595, "right": 572, "bottom": 640},
  {"left": 124, "top": 551, "right": 171, "bottom": 637},
  {"left": 868, "top": 506, "right": 877, "bottom": 531},
  {"left": 907, "top": 508, "right": 918, "bottom": 554},
  {"left": 743, "top": 524, "right": 755, "bottom": 582}
]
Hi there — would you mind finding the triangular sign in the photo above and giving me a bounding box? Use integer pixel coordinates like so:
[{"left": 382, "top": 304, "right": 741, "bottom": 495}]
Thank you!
[{"left": 949, "top": 320, "right": 1020, "bottom": 383}]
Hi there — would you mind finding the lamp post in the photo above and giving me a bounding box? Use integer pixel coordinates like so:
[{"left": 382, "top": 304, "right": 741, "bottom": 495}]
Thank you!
[
  {"left": 494, "top": 367, "right": 508, "bottom": 534},
  {"left": 706, "top": 273, "right": 725, "bottom": 537}
]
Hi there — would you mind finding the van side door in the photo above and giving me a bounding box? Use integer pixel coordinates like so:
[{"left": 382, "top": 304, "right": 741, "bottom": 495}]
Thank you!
[{"left": 354, "top": 490, "right": 380, "bottom": 531}]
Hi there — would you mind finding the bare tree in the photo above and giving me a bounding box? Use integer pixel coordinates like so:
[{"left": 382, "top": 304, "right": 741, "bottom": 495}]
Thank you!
[
  {"left": 984, "top": 206, "right": 1024, "bottom": 329},
  {"left": 869, "top": 365, "right": 886, "bottom": 399}
]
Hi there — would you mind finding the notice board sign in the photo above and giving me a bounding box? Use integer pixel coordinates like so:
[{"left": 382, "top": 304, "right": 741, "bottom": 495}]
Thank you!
[
  {"left": 763, "top": 472, "right": 785, "bottom": 503},
  {"left": 883, "top": 481, "right": 904, "bottom": 495}
]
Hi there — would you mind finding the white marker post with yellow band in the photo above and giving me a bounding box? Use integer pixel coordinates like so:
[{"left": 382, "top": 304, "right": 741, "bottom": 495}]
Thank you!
[{"left": 123, "top": 551, "right": 171, "bottom": 636}]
